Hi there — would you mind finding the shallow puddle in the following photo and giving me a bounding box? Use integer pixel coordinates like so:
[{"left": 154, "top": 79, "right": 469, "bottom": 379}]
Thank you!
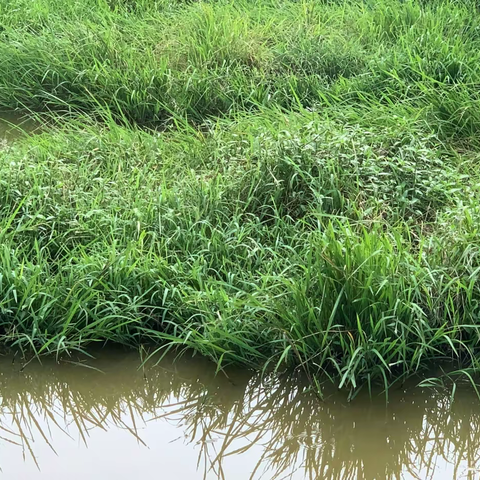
[
  {"left": 0, "top": 350, "right": 479, "bottom": 479},
  {"left": 0, "top": 112, "right": 38, "bottom": 143}
]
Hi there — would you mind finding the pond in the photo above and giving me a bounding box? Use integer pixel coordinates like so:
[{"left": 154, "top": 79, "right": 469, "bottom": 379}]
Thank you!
[{"left": 0, "top": 350, "right": 479, "bottom": 479}]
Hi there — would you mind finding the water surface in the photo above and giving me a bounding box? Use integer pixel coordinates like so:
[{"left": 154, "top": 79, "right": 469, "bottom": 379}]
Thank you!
[
  {"left": 0, "top": 112, "right": 37, "bottom": 143},
  {"left": 0, "top": 350, "right": 479, "bottom": 479}
]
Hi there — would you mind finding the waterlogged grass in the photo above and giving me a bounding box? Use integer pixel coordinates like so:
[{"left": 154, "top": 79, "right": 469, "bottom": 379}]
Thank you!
[{"left": 1, "top": 0, "right": 480, "bottom": 395}]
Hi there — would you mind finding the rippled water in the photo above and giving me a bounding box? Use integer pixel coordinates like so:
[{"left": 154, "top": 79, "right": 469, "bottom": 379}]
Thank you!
[{"left": 0, "top": 350, "right": 479, "bottom": 479}]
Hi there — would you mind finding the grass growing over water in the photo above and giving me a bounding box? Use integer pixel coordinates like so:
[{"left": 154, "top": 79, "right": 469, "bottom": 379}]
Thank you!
[{"left": 1, "top": 0, "right": 480, "bottom": 396}]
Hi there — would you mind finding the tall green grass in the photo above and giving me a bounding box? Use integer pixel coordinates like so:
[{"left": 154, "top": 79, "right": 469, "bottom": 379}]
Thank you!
[
  {"left": 1, "top": 0, "right": 480, "bottom": 395},
  {"left": 1, "top": 0, "right": 480, "bottom": 135}
]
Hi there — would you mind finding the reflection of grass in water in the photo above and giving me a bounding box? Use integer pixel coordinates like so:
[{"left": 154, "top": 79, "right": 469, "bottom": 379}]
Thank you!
[{"left": 0, "top": 354, "right": 479, "bottom": 479}]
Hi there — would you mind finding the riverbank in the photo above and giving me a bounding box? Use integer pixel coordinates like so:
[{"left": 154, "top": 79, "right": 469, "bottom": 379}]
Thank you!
[{"left": 1, "top": 0, "right": 480, "bottom": 396}]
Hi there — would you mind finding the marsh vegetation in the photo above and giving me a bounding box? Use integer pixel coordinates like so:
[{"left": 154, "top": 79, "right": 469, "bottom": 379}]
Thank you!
[{"left": 1, "top": 0, "right": 480, "bottom": 396}]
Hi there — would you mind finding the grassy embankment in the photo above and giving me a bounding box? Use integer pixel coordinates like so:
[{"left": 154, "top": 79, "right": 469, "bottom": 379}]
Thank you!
[{"left": 1, "top": 0, "right": 480, "bottom": 395}]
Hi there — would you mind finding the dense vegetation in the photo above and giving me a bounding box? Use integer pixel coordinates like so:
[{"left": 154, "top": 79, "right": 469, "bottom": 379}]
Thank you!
[{"left": 1, "top": 0, "right": 480, "bottom": 396}]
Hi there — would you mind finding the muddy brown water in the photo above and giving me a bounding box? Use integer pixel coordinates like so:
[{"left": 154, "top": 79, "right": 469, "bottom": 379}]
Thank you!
[
  {"left": 0, "top": 350, "right": 478, "bottom": 479},
  {"left": 0, "top": 112, "right": 38, "bottom": 143}
]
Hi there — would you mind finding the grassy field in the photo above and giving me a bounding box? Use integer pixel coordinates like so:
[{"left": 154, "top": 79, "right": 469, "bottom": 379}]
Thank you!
[{"left": 1, "top": 0, "right": 480, "bottom": 396}]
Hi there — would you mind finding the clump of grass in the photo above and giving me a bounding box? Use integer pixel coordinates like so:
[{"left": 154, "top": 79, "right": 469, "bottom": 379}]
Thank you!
[
  {"left": 0, "top": 106, "right": 479, "bottom": 396},
  {"left": 1, "top": 0, "right": 480, "bottom": 396}
]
